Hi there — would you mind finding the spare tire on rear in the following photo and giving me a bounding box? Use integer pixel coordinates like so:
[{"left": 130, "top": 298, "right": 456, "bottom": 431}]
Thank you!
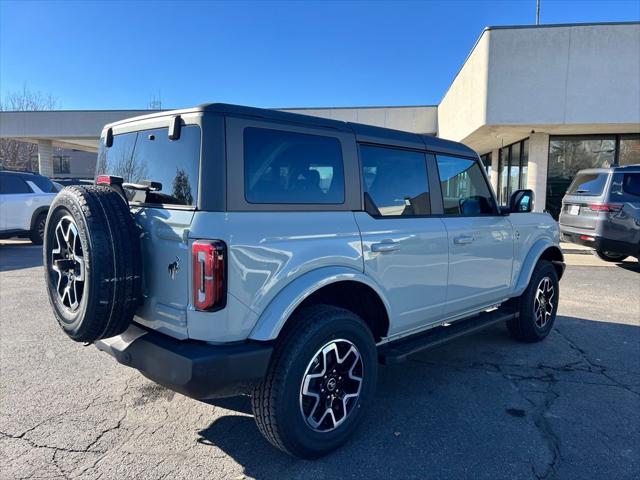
[{"left": 43, "top": 185, "right": 142, "bottom": 343}]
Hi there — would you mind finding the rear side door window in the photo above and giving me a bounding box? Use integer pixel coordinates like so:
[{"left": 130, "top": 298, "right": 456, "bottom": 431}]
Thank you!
[
  {"left": 360, "top": 145, "right": 431, "bottom": 217},
  {"left": 436, "top": 155, "right": 496, "bottom": 216},
  {"left": 0, "top": 175, "right": 33, "bottom": 194},
  {"left": 244, "top": 127, "right": 345, "bottom": 204}
]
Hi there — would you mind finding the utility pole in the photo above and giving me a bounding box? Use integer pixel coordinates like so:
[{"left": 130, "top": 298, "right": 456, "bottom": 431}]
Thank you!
[{"left": 536, "top": 0, "right": 540, "bottom": 25}]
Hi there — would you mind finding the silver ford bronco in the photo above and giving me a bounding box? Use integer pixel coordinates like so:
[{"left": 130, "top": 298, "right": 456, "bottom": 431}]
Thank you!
[{"left": 43, "top": 104, "right": 564, "bottom": 458}]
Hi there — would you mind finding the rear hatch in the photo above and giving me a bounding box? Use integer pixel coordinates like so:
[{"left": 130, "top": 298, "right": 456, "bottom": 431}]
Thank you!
[
  {"left": 560, "top": 171, "right": 610, "bottom": 230},
  {"left": 97, "top": 123, "right": 201, "bottom": 339}
]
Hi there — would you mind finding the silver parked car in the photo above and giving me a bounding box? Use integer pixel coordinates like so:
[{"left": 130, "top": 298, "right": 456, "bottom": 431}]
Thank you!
[
  {"left": 559, "top": 165, "right": 640, "bottom": 262},
  {"left": 43, "top": 104, "right": 564, "bottom": 458}
]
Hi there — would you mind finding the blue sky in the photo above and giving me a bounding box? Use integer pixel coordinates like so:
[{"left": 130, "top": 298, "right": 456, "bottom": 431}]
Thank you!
[{"left": 1, "top": 0, "right": 638, "bottom": 110}]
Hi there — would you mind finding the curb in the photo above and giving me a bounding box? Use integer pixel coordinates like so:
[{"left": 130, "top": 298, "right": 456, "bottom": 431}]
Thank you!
[{"left": 561, "top": 248, "right": 593, "bottom": 256}]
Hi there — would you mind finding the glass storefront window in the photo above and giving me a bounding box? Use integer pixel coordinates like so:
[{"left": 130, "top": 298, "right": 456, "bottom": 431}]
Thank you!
[
  {"left": 521, "top": 139, "right": 529, "bottom": 189},
  {"left": 619, "top": 134, "right": 640, "bottom": 165},
  {"left": 546, "top": 136, "right": 616, "bottom": 219},
  {"left": 496, "top": 138, "right": 529, "bottom": 205},
  {"left": 499, "top": 147, "right": 509, "bottom": 204}
]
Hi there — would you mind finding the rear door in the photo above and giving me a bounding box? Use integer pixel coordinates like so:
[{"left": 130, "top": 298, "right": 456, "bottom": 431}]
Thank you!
[
  {"left": 435, "top": 155, "right": 514, "bottom": 317},
  {"left": 355, "top": 144, "right": 448, "bottom": 336},
  {"left": 96, "top": 124, "right": 201, "bottom": 339}
]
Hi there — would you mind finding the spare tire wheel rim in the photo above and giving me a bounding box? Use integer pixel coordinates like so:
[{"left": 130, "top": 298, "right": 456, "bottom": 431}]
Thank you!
[
  {"left": 50, "top": 215, "right": 85, "bottom": 313},
  {"left": 299, "top": 339, "right": 364, "bottom": 433}
]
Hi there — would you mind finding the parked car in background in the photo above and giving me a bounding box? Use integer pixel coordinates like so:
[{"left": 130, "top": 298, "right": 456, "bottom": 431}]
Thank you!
[
  {"left": 0, "top": 170, "right": 59, "bottom": 244},
  {"left": 559, "top": 165, "right": 640, "bottom": 262}
]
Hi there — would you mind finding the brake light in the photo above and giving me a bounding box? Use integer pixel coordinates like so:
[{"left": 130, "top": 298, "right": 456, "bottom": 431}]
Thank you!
[
  {"left": 96, "top": 175, "right": 123, "bottom": 186},
  {"left": 589, "top": 203, "right": 622, "bottom": 212},
  {"left": 192, "top": 240, "right": 226, "bottom": 311}
]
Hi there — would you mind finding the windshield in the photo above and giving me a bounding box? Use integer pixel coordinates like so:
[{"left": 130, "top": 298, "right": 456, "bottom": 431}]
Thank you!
[
  {"left": 97, "top": 125, "right": 201, "bottom": 207},
  {"left": 566, "top": 173, "right": 608, "bottom": 196}
]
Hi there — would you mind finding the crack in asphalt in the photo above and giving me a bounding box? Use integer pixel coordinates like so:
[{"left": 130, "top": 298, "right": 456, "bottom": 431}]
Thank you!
[{"left": 409, "top": 324, "right": 640, "bottom": 480}]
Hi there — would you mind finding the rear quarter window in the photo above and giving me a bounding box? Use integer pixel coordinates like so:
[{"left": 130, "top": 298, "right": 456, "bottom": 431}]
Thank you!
[{"left": 243, "top": 127, "right": 345, "bottom": 204}]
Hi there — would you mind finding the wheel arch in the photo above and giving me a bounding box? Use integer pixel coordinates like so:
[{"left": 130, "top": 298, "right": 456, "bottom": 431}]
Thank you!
[
  {"left": 514, "top": 240, "right": 565, "bottom": 296},
  {"left": 30, "top": 206, "right": 49, "bottom": 231},
  {"left": 248, "top": 266, "right": 391, "bottom": 343}
]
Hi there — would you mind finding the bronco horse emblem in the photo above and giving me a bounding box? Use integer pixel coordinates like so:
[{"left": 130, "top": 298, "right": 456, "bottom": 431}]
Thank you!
[{"left": 168, "top": 257, "right": 180, "bottom": 280}]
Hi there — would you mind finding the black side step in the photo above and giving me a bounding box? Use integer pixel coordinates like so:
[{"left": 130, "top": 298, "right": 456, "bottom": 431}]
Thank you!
[{"left": 378, "top": 307, "right": 518, "bottom": 365}]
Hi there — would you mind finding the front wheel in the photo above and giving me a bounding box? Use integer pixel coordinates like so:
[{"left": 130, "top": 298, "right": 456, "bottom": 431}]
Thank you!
[
  {"left": 252, "top": 305, "right": 377, "bottom": 459},
  {"left": 507, "top": 260, "right": 559, "bottom": 343},
  {"left": 594, "top": 249, "right": 628, "bottom": 263}
]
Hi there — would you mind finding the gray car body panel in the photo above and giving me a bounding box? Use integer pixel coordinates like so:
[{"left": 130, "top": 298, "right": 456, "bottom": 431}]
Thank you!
[{"left": 98, "top": 104, "right": 562, "bottom": 345}]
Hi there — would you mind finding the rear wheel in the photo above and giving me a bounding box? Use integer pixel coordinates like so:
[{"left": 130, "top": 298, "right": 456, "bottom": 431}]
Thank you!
[
  {"left": 507, "top": 260, "right": 559, "bottom": 343},
  {"left": 29, "top": 212, "right": 47, "bottom": 245},
  {"left": 252, "top": 305, "right": 377, "bottom": 459},
  {"left": 594, "top": 249, "right": 628, "bottom": 262}
]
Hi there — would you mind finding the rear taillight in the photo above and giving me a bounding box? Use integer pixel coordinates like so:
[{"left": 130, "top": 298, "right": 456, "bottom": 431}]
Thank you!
[
  {"left": 192, "top": 240, "right": 226, "bottom": 311},
  {"left": 589, "top": 203, "right": 623, "bottom": 212}
]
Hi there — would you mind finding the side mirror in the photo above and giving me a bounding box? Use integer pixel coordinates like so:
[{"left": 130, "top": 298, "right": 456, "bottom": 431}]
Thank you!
[{"left": 510, "top": 189, "right": 534, "bottom": 213}]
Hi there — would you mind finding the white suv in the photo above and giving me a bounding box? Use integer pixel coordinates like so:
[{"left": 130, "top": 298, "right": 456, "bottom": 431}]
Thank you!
[
  {"left": 0, "top": 170, "right": 59, "bottom": 244},
  {"left": 43, "top": 104, "right": 565, "bottom": 458}
]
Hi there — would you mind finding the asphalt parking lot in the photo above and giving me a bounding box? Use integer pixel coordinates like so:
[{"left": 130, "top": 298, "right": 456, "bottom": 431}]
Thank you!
[{"left": 1, "top": 241, "right": 638, "bottom": 480}]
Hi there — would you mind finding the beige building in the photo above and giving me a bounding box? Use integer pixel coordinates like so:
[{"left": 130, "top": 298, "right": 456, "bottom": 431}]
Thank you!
[{"left": 1, "top": 22, "right": 639, "bottom": 218}]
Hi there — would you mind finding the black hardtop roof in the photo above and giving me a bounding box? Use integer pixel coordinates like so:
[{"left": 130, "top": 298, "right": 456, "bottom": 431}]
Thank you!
[{"left": 105, "top": 103, "right": 477, "bottom": 157}]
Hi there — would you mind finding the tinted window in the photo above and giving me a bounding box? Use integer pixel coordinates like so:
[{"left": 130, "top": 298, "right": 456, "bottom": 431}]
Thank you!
[
  {"left": 0, "top": 175, "right": 32, "bottom": 194},
  {"left": 566, "top": 173, "right": 608, "bottom": 196},
  {"left": 30, "top": 175, "right": 57, "bottom": 193},
  {"left": 97, "top": 126, "right": 201, "bottom": 206},
  {"left": 244, "top": 128, "right": 344, "bottom": 204},
  {"left": 437, "top": 156, "right": 495, "bottom": 215},
  {"left": 360, "top": 145, "right": 430, "bottom": 217},
  {"left": 611, "top": 173, "right": 640, "bottom": 198}
]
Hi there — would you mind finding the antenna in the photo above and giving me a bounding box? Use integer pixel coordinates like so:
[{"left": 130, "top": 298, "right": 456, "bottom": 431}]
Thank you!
[{"left": 536, "top": 0, "right": 541, "bottom": 25}]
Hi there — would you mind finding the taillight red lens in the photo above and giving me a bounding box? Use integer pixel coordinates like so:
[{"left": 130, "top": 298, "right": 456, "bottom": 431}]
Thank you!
[
  {"left": 96, "top": 175, "right": 112, "bottom": 185},
  {"left": 192, "top": 240, "right": 226, "bottom": 311},
  {"left": 589, "top": 203, "right": 623, "bottom": 212}
]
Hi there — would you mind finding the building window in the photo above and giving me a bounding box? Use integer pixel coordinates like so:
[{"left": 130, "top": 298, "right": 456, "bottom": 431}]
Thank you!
[
  {"left": 480, "top": 152, "right": 492, "bottom": 177},
  {"left": 496, "top": 138, "right": 529, "bottom": 205},
  {"left": 53, "top": 155, "right": 71, "bottom": 175},
  {"left": 619, "top": 134, "right": 640, "bottom": 165},
  {"left": 546, "top": 136, "right": 617, "bottom": 219}
]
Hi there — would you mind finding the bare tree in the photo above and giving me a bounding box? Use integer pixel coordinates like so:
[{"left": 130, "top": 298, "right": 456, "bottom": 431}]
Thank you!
[{"left": 0, "top": 84, "right": 58, "bottom": 171}]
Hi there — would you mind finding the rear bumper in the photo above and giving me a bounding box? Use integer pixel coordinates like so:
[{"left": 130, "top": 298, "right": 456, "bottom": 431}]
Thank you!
[
  {"left": 560, "top": 228, "right": 638, "bottom": 256},
  {"left": 95, "top": 325, "right": 273, "bottom": 399}
]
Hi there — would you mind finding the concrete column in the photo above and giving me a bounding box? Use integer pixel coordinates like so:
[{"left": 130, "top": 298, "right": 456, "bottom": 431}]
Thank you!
[
  {"left": 489, "top": 148, "right": 500, "bottom": 193},
  {"left": 37, "top": 140, "right": 54, "bottom": 177},
  {"left": 527, "top": 133, "right": 549, "bottom": 213}
]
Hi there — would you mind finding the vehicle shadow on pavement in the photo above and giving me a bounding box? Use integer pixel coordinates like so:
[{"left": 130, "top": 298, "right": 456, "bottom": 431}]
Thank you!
[
  {"left": 0, "top": 242, "right": 43, "bottom": 272},
  {"left": 196, "top": 317, "right": 640, "bottom": 479}
]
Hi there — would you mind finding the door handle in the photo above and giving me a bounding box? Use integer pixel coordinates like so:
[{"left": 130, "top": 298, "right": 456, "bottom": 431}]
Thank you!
[
  {"left": 371, "top": 241, "right": 400, "bottom": 253},
  {"left": 453, "top": 235, "right": 474, "bottom": 245}
]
